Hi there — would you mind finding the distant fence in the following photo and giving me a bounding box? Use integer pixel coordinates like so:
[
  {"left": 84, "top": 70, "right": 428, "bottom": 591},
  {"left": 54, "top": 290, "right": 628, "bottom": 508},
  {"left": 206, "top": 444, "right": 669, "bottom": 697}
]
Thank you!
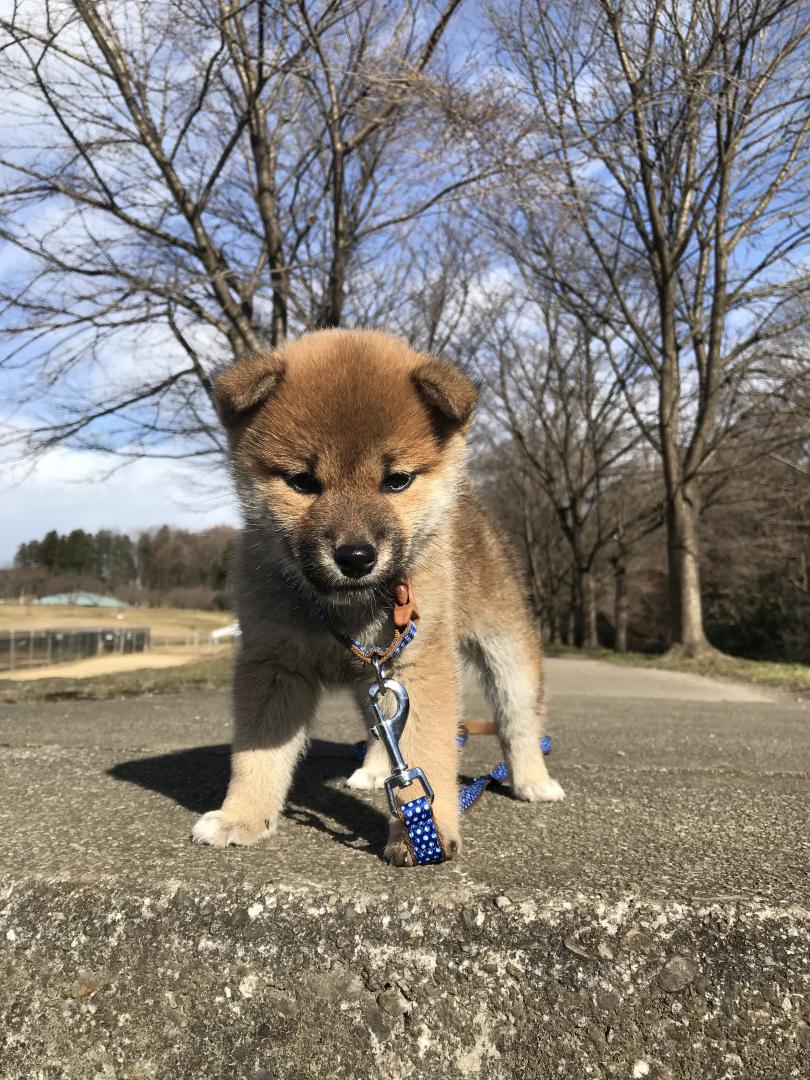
[
  {"left": 0, "top": 627, "right": 151, "bottom": 673},
  {"left": 150, "top": 631, "right": 206, "bottom": 651}
]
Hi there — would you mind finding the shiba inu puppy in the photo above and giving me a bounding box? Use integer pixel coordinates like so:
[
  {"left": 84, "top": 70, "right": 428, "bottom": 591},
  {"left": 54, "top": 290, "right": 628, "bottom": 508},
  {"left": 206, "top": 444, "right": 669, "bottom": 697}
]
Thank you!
[{"left": 192, "top": 328, "right": 564, "bottom": 865}]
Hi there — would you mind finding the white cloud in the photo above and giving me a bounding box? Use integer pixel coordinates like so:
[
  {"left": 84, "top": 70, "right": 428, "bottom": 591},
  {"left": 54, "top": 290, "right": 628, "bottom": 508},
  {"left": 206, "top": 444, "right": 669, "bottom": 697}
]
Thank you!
[{"left": 1, "top": 447, "right": 239, "bottom": 565}]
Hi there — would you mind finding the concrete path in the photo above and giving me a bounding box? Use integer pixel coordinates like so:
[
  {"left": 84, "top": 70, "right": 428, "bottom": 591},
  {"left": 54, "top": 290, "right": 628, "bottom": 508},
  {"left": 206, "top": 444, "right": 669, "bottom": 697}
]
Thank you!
[
  {"left": 545, "top": 655, "right": 781, "bottom": 703},
  {"left": 1, "top": 660, "right": 808, "bottom": 1079}
]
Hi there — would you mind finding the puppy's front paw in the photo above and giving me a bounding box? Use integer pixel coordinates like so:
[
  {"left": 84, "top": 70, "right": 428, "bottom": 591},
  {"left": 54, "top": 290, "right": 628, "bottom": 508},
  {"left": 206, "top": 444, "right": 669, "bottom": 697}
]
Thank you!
[
  {"left": 383, "top": 837, "right": 415, "bottom": 867},
  {"left": 345, "top": 765, "right": 386, "bottom": 790},
  {"left": 383, "top": 821, "right": 461, "bottom": 867},
  {"left": 191, "top": 810, "right": 276, "bottom": 847},
  {"left": 512, "top": 777, "right": 566, "bottom": 803}
]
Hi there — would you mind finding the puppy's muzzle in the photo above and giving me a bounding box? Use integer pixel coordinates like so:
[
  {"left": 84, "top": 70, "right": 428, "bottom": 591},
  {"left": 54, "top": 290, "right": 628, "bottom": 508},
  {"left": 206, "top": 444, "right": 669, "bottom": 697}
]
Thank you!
[{"left": 334, "top": 542, "right": 378, "bottom": 579}]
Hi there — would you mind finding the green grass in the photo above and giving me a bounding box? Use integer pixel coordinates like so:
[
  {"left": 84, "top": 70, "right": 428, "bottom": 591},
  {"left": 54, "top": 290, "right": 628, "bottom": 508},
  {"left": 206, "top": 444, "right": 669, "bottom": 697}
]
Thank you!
[
  {"left": 0, "top": 653, "right": 234, "bottom": 703},
  {"left": 545, "top": 644, "right": 810, "bottom": 698}
]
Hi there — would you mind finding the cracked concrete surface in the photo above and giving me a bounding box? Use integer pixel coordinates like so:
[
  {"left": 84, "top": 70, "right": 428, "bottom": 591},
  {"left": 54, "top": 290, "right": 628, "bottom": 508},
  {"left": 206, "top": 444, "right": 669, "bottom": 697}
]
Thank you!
[{"left": 1, "top": 661, "right": 808, "bottom": 1078}]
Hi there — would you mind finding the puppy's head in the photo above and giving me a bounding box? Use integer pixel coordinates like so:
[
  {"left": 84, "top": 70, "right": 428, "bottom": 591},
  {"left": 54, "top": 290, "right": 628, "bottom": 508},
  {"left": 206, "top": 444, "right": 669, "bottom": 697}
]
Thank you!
[{"left": 216, "top": 329, "right": 478, "bottom": 601}]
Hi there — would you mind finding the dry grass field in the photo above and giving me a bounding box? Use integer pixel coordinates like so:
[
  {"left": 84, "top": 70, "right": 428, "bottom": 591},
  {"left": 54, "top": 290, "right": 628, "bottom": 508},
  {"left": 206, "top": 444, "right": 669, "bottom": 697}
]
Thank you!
[
  {"left": 0, "top": 603, "right": 232, "bottom": 640},
  {"left": 0, "top": 651, "right": 235, "bottom": 702},
  {"left": 0, "top": 604, "right": 235, "bottom": 682}
]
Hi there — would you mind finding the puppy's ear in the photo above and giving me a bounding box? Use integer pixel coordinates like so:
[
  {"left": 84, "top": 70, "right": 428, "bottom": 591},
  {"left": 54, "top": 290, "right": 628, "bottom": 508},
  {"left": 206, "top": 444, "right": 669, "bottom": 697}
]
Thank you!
[
  {"left": 411, "top": 356, "right": 479, "bottom": 434},
  {"left": 214, "top": 350, "right": 285, "bottom": 428}
]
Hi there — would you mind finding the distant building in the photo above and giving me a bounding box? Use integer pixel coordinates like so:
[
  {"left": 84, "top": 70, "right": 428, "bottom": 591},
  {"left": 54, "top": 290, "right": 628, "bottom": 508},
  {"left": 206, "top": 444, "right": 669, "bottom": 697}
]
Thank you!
[{"left": 35, "top": 591, "right": 130, "bottom": 608}]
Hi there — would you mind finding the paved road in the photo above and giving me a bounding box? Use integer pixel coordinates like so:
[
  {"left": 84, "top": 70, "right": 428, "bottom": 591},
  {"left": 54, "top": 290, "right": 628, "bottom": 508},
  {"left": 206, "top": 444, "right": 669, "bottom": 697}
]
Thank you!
[
  {"left": 1, "top": 659, "right": 808, "bottom": 1079},
  {"left": 545, "top": 655, "right": 783, "bottom": 703}
]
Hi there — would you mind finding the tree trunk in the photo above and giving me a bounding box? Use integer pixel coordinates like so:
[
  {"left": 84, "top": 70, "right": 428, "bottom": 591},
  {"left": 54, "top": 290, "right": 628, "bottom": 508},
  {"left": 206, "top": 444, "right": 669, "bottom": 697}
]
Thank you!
[
  {"left": 566, "top": 580, "right": 577, "bottom": 646},
  {"left": 270, "top": 274, "right": 288, "bottom": 345},
  {"left": 664, "top": 481, "right": 712, "bottom": 657},
  {"left": 578, "top": 567, "right": 598, "bottom": 649},
  {"left": 613, "top": 553, "right": 628, "bottom": 653},
  {"left": 322, "top": 247, "right": 345, "bottom": 327},
  {"left": 322, "top": 141, "right": 346, "bottom": 327},
  {"left": 657, "top": 304, "right": 713, "bottom": 657},
  {"left": 521, "top": 498, "right": 545, "bottom": 628}
]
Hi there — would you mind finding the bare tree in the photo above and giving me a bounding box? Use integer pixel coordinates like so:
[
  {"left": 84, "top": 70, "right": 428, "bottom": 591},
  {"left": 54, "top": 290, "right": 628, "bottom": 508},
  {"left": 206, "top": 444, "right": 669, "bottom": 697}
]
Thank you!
[
  {"left": 0, "top": 0, "right": 477, "bottom": 461},
  {"left": 479, "top": 452, "right": 575, "bottom": 644},
  {"left": 473, "top": 290, "right": 660, "bottom": 647},
  {"left": 491, "top": 0, "right": 810, "bottom": 656}
]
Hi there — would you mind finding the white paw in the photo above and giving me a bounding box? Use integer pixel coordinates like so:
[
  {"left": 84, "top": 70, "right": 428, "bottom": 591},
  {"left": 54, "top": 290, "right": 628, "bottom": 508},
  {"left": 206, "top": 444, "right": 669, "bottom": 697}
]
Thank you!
[
  {"left": 345, "top": 765, "right": 386, "bottom": 790},
  {"left": 512, "top": 778, "right": 566, "bottom": 803},
  {"left": 191, "top": 810, "right": 276, "bottom": 847}
]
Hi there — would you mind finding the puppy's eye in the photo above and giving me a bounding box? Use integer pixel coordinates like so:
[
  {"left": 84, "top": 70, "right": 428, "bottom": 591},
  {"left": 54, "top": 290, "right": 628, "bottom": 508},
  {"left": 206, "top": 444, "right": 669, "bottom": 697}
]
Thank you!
[
  {"left": 381, "top": 472, "right": 414, "bottom": 493},
  {"left": 284, "top": 472, "right": 322, "bottom": 495}
]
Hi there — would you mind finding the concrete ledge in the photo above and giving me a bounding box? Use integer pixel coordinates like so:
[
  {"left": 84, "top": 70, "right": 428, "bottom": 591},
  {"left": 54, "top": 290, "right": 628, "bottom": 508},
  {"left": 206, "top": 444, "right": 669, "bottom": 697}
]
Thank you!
[
  {"left": 3, "top": 881, "right": 808, "bottom": 1079},
  {"left": 1, "top": 684, "right": 809, "bottom": 1078}
]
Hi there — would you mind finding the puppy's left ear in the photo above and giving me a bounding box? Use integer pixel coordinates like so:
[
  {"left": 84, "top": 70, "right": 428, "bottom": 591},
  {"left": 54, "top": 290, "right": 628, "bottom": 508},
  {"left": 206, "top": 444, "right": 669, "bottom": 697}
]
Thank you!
[{"left": 411, "top": 356, "right": 479, "bottom": 432}]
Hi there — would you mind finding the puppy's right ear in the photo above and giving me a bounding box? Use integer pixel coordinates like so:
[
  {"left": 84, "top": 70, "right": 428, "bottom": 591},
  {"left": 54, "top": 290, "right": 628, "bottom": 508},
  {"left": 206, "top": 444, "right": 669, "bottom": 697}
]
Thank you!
[{"left": 214, "top": 350, "right": 285, "bottom": 428}]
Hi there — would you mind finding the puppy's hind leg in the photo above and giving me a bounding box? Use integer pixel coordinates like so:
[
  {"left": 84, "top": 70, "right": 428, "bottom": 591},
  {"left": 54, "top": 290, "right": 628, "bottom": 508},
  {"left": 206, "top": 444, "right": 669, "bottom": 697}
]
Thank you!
[
  {"left": 467, "top": 621, "right": 565, "bottom": 803},
  {"left": 345, "top": 683, "right": 389, "bottom": 791}
]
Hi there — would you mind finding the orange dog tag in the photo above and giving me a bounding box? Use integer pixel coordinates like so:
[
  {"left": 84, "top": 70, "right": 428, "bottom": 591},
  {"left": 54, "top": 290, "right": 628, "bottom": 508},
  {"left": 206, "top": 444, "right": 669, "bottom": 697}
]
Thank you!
[{"left": 392, "top": 580, "right": 419, "bottom": 629}]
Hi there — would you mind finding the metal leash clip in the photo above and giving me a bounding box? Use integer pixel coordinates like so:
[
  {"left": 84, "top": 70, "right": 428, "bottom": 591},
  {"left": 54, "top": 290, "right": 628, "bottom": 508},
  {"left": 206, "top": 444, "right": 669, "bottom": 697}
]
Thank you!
[{"left": 368, "top": 675, "right": 434, "bottom": 817}]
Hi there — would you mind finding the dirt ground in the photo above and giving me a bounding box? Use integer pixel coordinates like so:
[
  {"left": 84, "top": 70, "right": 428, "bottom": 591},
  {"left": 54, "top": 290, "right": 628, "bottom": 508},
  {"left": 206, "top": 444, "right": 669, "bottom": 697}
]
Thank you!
[
  {"left": 0, "top": 603, "right": 232, "bottom": 640},
  {"left": 1, "top": 650, "right": 212, "bottom": 682},
  {"left": 0, "top": 645, "right": 238, "bottom": 682}
]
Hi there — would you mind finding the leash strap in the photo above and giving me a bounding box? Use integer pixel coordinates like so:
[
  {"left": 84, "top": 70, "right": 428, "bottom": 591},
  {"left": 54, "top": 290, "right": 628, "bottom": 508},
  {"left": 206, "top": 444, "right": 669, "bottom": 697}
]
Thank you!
[
  {"left": 393, "top": 734, "right": 552, "bottom": 865},
  {"left": 281, "top": 569, "right": 550, "bottom": 866},
  {"left": 457, "top": 735, "right": 552, "bottom": 812},
  {"left": 397, "top": 796, "right": 446, "bottom": 864},
  {"left": 355, "top": 732, "right": 552, "bottom": 827}
]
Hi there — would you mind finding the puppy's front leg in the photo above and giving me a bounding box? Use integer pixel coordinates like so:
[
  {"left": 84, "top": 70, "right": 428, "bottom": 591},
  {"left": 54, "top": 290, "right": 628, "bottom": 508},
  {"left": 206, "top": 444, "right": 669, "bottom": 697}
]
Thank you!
[
  {"left": 193, "top": 656, "right": 318, "bottom": 847},
  {"left": 382, "top": 650, "right": 462, "bottom": 867}
]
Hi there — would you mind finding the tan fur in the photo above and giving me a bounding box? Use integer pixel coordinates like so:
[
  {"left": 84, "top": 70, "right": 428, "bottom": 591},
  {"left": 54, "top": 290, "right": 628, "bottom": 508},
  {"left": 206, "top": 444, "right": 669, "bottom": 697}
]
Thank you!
[{"left": 192, "top": 328, "right": 563, "bottom": 865}]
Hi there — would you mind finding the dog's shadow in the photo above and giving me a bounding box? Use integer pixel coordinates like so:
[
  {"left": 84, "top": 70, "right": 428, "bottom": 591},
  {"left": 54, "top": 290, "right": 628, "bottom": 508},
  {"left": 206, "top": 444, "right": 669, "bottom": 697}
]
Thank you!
[{"left": 108, "top": 739, "right": 389, "bottom": 857}]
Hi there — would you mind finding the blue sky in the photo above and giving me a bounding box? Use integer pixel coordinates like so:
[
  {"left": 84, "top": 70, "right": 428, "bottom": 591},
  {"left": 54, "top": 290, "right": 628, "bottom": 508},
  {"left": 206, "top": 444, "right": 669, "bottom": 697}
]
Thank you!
[{"left": 0, "top": 0, "right": 490, "bottom": 569}]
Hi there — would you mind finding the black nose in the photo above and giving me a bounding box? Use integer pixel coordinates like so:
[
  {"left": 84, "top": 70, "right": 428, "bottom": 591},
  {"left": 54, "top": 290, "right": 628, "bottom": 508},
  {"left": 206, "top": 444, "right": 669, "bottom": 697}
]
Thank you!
[{"left": 334, "top": 543, "right": 378, "bottom": 579}]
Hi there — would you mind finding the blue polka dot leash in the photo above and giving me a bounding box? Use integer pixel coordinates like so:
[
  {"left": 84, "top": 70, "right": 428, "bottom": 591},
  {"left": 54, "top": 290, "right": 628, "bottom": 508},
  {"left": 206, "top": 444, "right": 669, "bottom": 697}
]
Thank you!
[
  {"left": 282, "top": 569, "right": 550, "bottom": 866},
  {"left": 364, "top": 678, "right": 552, "bottom": 866},
  {"left": 356, "top": 727, "right": 552, "bottom": 821},
  {"left": 282, "top": 569, "right": 446, "bottom": 863},
  {"left": 456, "top": 728, "right": 552, "bottom": 813},
  {"left": 366, "top": 674, "right": 447, "bottom": 864}
]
